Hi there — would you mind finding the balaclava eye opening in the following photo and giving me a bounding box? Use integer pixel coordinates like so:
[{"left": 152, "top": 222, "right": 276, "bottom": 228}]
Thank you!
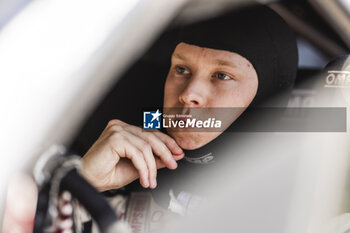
[{"left": 177, "top": 4, "right": 298, "bottom": 105}]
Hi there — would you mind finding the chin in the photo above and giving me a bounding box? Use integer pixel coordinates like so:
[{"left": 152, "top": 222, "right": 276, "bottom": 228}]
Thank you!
[
  {"left": 177, "top": 140, "right": 203, "bottom": 150},
  {"left": 167, "top": 131, "right": 212, "bottom": 150}
]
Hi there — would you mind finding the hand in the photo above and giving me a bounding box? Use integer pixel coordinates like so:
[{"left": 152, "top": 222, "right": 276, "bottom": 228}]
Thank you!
[{"left": 80, "top": 119, "right": 184, "bottom": 191}]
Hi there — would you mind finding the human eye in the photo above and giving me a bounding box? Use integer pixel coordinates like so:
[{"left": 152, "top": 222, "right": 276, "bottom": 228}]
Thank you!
[
  {"left": 174, "top": 65, "right": 190, "bottom": 75},
  {"left": 213, "top": 72, "right": 233, "bottom": 80}
]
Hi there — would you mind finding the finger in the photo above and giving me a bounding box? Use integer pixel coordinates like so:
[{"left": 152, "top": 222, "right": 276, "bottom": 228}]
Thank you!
[
  {"left": 155, "top": 153, "right": 184, "bottom": 169},
  {"left": 125, "top": 125, "right": 180, "bottom": 169},
  {"left": 117, "top": 140, "right": 150, "bottom": 188},
  {"left": 144, "top": 133, "right": 178, "bottom": 169},
  {"left": 173, "top": 153, "right": 185, "bottom": 161},
  {"left": 155, "top": 157, "right": 166, "bottom": 169},
  {"left": 109, "top": 121, "right": 183, "bottom": 157},
  {"left": 121, "top": 131, "right": 157, "bottom": 189},
  {"left": 153, "top": 131, "right": 184, "bottom": 155}
]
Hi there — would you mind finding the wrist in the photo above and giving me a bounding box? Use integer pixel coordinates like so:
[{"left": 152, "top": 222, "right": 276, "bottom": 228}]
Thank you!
[{"left": 79, "top": 158, "right": 103, "bottom": 191}]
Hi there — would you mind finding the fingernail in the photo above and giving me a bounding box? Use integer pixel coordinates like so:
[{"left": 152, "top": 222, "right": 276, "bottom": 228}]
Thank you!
[
  {"left": 172, "top": 161, "right": 178, "bottom": 169},
  {"left": 143, "top": 178, "right": 149, "bottom": 187},
  {"left": 151, "top": 179, "right": 157, "bottom": 188}
]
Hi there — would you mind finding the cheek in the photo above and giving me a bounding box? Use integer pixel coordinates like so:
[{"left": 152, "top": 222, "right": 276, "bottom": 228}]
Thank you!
[
  {"left": 164, "top": 74, "right": 180, "bottom": 106},
  {"left": 231, "top": 71, "right": 258, "bottom": 107},
  {"left": 244, "top": 75, "right": 259, "bottom": 104},
  {"left": 238, "top": 84, "right": 257, "bottom": 106},
  {"left": 212, "top": 81, "right": 258, "bottom": 107}
]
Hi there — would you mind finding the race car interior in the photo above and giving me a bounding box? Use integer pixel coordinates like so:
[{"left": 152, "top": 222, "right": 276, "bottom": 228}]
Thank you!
[{"left": 31, "top": 1, "right": 350, "bottom": 233}]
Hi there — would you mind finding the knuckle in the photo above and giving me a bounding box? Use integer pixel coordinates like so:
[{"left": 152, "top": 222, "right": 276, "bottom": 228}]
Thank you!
[
  {"left": 149, "top": 133, "right": 159, "bottom": 140},
  {"left": 142, "top": 144, "right": 152, "bottom": 154},
  {"left": 168, "top": 137, "right": 177, "bottom": 144},
  {"left": 134, "top": 150, "right": 144, "bottom": 159},
  {"left": 109, "top": 124, "right": 123, "bottom": 132},
  {"left": 145, "top": 133, "right": 161, "bottom": 145},
  {"left": 108, "top": 119, "right": 125, "bottom": 127},
  {"left": 108, "top": 131, "right": 123, "bottom": 142},
  {"left": 146, "top": 133, "right": 157, "bottom": 140},
  {"left": 107, "top": 119, "right": 119, "bottom": 126}
]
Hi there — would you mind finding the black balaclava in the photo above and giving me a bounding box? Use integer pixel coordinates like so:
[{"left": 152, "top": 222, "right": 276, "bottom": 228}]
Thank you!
[
  {"left": 152, "top": 4, "right": 298, "bottom": 208},
  {"left": 172, "top": 4, "right": 299, "bottom": 164}
]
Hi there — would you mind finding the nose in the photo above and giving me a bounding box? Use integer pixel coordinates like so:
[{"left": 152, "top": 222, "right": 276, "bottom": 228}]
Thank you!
[{"left": 178, "top": 76, "right": 207, "bottom": 107}]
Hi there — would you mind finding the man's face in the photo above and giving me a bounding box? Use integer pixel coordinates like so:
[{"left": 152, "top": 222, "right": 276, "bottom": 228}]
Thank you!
[{"left": 163, "top": 42, "right": 258, "bottom": 150}]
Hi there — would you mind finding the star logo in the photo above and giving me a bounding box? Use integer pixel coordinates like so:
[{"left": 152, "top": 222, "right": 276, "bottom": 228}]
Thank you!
[
  {"left": 151, "top": 109, "right": 162, "bottom": 122},
  {"left": 143, "top": 109, "right": 162, "bottom": 129}
]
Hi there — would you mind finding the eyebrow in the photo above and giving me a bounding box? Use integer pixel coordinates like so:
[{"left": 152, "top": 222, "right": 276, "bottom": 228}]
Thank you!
[
  {"left": 173, "top": 53, "right": 237, "bottom": 68},
  {"left": 214, "top": 59, "right": 237, "bottom": 68},
  {"left": 172, "top": 53, "right": 188, "bottom": 61}
]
